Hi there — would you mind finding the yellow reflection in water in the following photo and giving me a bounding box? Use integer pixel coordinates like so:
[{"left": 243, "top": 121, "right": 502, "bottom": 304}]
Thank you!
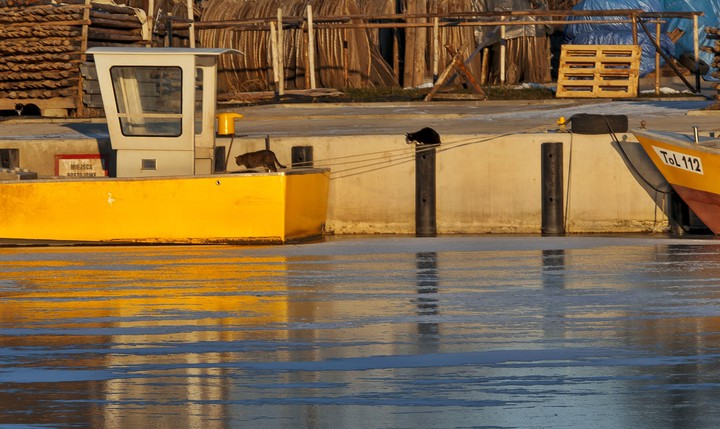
[
  {"left": 0, "top": 246, "right": 292, "bottom": 428},
  {"left": 0, "top": 246, "right": 289, "bottom": 326}
]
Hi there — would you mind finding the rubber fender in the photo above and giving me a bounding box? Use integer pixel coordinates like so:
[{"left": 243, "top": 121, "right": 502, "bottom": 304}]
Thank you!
[{"left": 570, "top": 114, "right": 628, "bottom": 135}]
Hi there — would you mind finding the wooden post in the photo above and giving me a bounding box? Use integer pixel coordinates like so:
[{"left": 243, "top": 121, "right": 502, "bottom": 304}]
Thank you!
[
  {"left": 638, "top": 19, "right": 696, "bottom": 93},
  {"left": 404, "top": 0, "right": 428, "bottom": 88},
  {"left": 480, "top": 47, "right": 489, "bottom": 85},
  {"left": 303, "top": 18, "right": 309, "bottom": 89},
  {"left": 277, "top": 8, "right": 284, "bottom": 97},
  {"left": 76, "top": 0, "right": 91, "bottom": 117},
  {"left": 146, "top": 0, "right": 154, "bottom": 47},
  {"left": 186, "top": 0, "right": 195, "bottom": 48},
  {"left": 432, "top": 17, "right": 439, "bottom": 83},
  {"left": 500, "top": 24, "right": 506, "bottom": 85},
  {"left": 269, "top": 22, "right": 280, "bottom": 96},
  {"left": 693, "top": 14, "right": 700, "bottom": 92},
  {"left": 343, "top": 29, "right": 349, "bottom": 87},
  {"left": 655, "top": 21, "right": 660, "bottom": 96},
  {"left": 631, "top": 13, "right": 639, "bottom": 96},
  {"left": 393, "top": 28, "right": 400, "bottom": 84},
  {"left": 307, "top": 5, "right": 316, "bottom": 89},
  {"left": 630, "top": 13, "right": 642, "bottom": 100}
]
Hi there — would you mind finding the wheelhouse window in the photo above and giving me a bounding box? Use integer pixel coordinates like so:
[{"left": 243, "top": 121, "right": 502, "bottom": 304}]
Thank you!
[
  {"left": 195, "top": 68, "right": 203, "bottom": 134},
  {"left": 110, "top": 66, "right": 183, "bottom": 137}
]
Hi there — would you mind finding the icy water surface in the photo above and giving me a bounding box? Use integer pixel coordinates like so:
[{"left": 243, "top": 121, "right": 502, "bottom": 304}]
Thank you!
[{"left": 3, "top": 236, "right": 720, "bottom": 428}]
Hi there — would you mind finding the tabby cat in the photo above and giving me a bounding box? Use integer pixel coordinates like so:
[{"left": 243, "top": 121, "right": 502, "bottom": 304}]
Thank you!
[
  {"left": 234, "top": 149, "right": 286, "bottom": 172},
  {"left": 405, "top": 127, "right": 441, "bottom": 145}
]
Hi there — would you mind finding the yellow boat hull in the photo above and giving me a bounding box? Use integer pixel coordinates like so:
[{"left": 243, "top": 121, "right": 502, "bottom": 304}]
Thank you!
[
  {"left": 0, "top": 169, "right": 330, "bottom": 244},
  {"left": 633, "top": 129, "right": 720, "bottom": 233}
]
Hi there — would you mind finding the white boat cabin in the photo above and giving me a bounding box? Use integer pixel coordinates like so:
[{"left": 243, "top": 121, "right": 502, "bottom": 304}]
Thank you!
[{"left": 87, "top": 47, "right": 240, "bottom": 177}]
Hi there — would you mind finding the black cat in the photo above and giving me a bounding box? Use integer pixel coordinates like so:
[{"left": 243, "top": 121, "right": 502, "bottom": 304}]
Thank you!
[
  {"left": 17, "top": 103, "right": 41, "bottom": 116},
  {"left": 0, "top": 103, "right": 41, "bottom": 117},
  {"left": 406, "top": 127, "right": 441, "bottom": 145}
]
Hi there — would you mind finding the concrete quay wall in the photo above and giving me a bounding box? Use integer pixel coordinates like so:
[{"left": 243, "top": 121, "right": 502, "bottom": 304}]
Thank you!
[
  {"left": 227, "top": 131, "right": 665, "bottom": 235},
  {"left": 0, "top": 124, "right": 664, "bottom": 234}
]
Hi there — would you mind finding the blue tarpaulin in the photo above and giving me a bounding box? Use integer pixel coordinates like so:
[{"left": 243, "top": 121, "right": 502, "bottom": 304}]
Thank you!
[
  {"left": 664, "top": 0, "right": 719, "bottom": 79},
  {"left": 564, "top": 0, "right": 712, "bottom": 78}
]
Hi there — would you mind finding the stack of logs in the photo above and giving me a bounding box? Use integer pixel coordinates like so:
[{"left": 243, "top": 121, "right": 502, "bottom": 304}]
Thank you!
[
  {"left": 0, "top": 0, "right": 148, "bottom": 114},
  {"left": 703, "top": 26, "right": 720, "bottom": 106}
]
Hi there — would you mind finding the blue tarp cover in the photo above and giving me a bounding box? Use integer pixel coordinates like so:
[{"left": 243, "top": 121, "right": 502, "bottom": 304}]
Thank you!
[
  {"left": 664, "top": 0, "right": 720, "bottom": 78},
  {"left": 565, "top": 0, "right": 713, "bottom": 78}
]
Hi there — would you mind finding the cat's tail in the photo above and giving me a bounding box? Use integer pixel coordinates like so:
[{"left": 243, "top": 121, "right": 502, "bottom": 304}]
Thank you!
[{"left": 274, "top": 154, "right": 286, "bottom": 169}]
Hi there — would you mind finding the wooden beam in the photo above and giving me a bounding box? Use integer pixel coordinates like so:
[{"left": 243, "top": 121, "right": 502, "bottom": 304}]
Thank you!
[
  {"left": 307, "top": 4, "right": 316, "bottom": 89},
  {"left": 424, "top": 44, "right": 486, "bottom": 101}
]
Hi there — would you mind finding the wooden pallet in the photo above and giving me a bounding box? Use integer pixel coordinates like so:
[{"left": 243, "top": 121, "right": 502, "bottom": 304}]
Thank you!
[{"left": 556, "top": 44, "right": 641, "bottom": 98}]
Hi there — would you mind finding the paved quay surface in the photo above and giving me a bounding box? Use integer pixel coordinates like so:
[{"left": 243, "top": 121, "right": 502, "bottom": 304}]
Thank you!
[
  {"left": 227, "top": 96, "right": 720, "bottom": 137},
  {"left": 1, "top": 95, "right": 719, "bottom": 141}
]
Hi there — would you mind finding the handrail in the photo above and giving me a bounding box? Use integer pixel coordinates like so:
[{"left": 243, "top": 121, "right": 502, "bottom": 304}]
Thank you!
[{"left": 189, "top": 9, "right": 702, "bottom": 30}]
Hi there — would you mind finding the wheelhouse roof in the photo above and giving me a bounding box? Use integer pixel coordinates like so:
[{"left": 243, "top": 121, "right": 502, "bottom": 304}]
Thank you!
[{"left": 86, "top": 47, "right": 242, "bottom": 56}]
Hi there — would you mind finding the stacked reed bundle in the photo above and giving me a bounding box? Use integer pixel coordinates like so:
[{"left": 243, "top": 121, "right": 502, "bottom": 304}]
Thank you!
[
  {"left": 0, "top": 0, "right": 147, "bottom": 113},
  {"left": 198, "top": 0, "right": 398, "bottom": 97}
]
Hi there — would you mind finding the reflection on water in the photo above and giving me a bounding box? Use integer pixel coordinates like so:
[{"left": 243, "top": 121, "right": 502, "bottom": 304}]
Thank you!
[
  {"left": 542, "top": 248, "right": 565, "bottom": 289},
  {"left": 2, "top": 238, "right": 720, "bottom": 428},
  {"left": 416, "top": 252, "right": 439, "bottom": 346}
]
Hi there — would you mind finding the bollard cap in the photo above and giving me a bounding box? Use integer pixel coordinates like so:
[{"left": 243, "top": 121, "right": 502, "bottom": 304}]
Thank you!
[{"left": 216, "top": 113, "right": 244, "bottom": 136}]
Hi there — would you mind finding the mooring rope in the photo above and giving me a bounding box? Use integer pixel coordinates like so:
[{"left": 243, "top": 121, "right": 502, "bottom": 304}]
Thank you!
[
  {"left": 602, "top": 116, "right": 671, "bottom": 232},
  {"left": 325, "top": 132, "right": 519, "bottom": 180}
]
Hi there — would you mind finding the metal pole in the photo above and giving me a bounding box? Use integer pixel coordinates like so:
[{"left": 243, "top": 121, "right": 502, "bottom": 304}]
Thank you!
[
  {"left": 541, "top": 142, "right": 564, "bottom": 236},
  {"left": 416, "top": 145, "right": 437, "bottom": 237}
]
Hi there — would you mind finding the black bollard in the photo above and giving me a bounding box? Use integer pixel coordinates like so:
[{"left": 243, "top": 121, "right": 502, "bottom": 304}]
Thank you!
[
  {"left": 416, "top": 145, "right": 437, "bottom": 237},
  {"left": 214, "top": 146, "right": 226, "bottom": 172},
  {"left": 291, "top": 146, "right": 313, "bottom": 168},
  {"left": 667, "top": 189, "right": 689, "bottom": 235},
  {"left": 541, "top": 142, "right": 565, "bottom": 236}
]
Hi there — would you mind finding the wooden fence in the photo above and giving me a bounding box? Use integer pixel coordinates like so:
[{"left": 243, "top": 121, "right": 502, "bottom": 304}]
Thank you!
[
  {"left": 177, "top": 7, "right": 704, "bottom": 98},
  {"left": 0, "top": 2, "right": 705, "bottom": 115}
]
